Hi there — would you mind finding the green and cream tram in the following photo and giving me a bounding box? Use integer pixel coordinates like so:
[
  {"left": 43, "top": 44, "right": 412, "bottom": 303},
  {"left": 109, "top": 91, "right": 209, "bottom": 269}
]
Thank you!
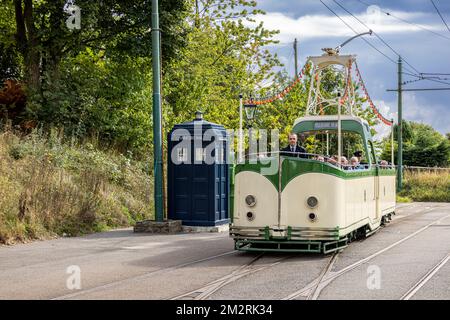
[
  {"left": 230, "top": 51, "right": 396, "bottom": 254},
  {"left": 230, "top": 115, "right": 396, "bottom": 254}
]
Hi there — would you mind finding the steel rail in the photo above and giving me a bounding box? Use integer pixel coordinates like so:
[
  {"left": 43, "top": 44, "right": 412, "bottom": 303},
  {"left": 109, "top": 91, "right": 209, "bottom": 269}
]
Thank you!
[{"left": 282, "top": 211, "right": 450, "bottom": 300}]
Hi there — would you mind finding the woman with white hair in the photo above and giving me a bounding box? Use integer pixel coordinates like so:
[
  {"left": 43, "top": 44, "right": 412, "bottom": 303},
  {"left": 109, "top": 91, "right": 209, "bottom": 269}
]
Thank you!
[{"left": 350, "top": 156, "right": 364, "bottom": 170}]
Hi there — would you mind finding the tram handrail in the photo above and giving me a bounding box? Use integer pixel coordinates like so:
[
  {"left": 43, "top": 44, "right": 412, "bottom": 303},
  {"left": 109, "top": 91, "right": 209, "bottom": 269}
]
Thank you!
[{"left": 238, "top": 151, "right": 396, "bottom": 170}]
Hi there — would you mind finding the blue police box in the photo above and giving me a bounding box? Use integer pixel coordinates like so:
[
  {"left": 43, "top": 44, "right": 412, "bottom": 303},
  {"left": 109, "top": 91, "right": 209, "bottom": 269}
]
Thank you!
[{"left": 168, "top": 112, "right": 230, "bottom": 226}]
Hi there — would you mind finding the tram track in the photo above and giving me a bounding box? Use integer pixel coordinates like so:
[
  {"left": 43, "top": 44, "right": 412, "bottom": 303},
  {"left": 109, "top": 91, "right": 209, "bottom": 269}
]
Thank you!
[
  {"left": 306, "top": 252, "right": 339, "bottom": 300},
  {"left": 52, "top": 205, "right": 447, "bottom": 300},
  {"left": 282, "top": 212, "right": 450, "bottom": 300},
  {"left": 170, "top": 253, "right": 293, "bottom": 300},
  {"left": 53, "top": 249, "right": 239, "bottom": 300},
  {"left": 400, "top": 253, "right": 450, "bottom": 300},
  {"left": 388, "top": 203, "right": 443, "bottom": 225}
]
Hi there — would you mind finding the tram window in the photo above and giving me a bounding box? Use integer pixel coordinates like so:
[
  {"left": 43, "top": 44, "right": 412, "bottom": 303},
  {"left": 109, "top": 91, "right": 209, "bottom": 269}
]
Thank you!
[{"left": 300, "top": 131, "right": 366, "bottom": 162}]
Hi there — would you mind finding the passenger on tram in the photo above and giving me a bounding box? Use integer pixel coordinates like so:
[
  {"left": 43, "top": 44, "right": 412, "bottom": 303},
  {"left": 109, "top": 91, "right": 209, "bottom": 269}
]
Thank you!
[
  {"left": 353, "top": 150, "right": 363, "bottom": 162},
  {"left": 314, "top": 155, "right": 325, "bottom": 162},
  {"left": 280, "top": 133, "right": 307, "bottom": 158},
  {"left": 326, "top": 155, "right": 338, "bottom": 166},
  {"left": 325, "top": 155, "right": 352, "bottom": 169},
  {"left": 339, "top": 156, "right": 350, "bottom": 169},
  {"left": 349, "top": 156, "right": 365, "bottom": 170},
  {"left": 353, "top": 150, "right": 370, "bottom": 168},
  {"left": 379, "top": 160, "right": 389, "bottom": 168}
]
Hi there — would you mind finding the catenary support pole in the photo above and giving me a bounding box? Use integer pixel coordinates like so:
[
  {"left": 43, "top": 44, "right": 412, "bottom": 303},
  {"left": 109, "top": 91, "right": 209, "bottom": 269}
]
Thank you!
[
  {"left": 338, "top": 94, "right": 342, "bottom": 169},
  {"left": 397, "top": 56, "right": 403, "bottom": 192},
  {"left": 239, "top": 94, "right": 243, "bottom": 163},
  {"left": 294, "top": 38, "right": 298, "bottom": 76},
  {"left": 391, "top": 118, "right": 394, "bottom": 166},
  {"left": 152, "top": 0, "right": 164, "bottom": 221}
]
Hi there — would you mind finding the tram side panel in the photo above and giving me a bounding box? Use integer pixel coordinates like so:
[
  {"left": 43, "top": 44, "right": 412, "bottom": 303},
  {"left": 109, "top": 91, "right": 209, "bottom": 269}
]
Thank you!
[
  {"left": 379, "top": 172, "right": 396, "bottom": 215},
  {"left": 232, "top": 165, "right": 396, "bottom": 240},
  {"left": 344, "top": 176, "right": 378, "bottom": 232},
  {"left": 233, "top": 171, "right": 279, "bottom": 228},
  {"left": 283, "top": 172, "right": 384, "bottom": 238},
  {"left": 281, "top": 173, "right": 345, "bottom": 232}
]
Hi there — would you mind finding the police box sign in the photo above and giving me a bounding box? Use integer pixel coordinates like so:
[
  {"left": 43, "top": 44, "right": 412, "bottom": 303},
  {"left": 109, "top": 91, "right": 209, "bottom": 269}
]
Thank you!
[{"left": 314, "top": 121, "right": 338, "bottom": 129}]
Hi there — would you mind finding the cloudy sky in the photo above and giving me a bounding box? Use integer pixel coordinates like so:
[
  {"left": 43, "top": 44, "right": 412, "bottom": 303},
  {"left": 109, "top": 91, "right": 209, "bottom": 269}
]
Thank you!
[{"left": 250, "top": 0, "right": 450, "bottom": 139}]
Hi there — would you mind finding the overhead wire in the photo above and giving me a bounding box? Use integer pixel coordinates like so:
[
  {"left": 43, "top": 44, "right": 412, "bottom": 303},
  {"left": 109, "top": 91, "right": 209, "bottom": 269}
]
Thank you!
[
  {"left": 354, "top": 1, "right": 450, "bottom": 83},
  {"left": 247, "top": 1, "right": 448, "bottom": 111},
  {"left": 403, "top": 72, "right": 450, "bottom": 86},
  {"left": 424, "top": 77, "right": 450, "bottom": 86},
  {"left": 402, "top": 78, "right": 424, "bottom": 86},
  {"left": 420, "top": 72, "right": 450, "bottom": 75},
  {"left": 332, "top": 0, "right": 421, "bottom": 75},
  {"left": 357, "top": 0, "right": 450, "bottom": 41},
  {"left": 319, "top": 0, "right": 398, "bottom": 66},
  {"left": 430, "top": 0, "right": 450, "bottom": 33},
  {"left": 345, "top": 0, "right": 450, "bottom": 84}
]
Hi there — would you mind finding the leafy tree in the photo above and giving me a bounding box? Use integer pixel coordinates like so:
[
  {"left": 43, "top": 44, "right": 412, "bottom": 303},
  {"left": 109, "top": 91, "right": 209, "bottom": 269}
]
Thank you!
[
  {"left": 36, "top": 49, "right": 153, "bottom": 153},
  {"left": 162, "top": 0, "right": 280, "bottom": 133},
  {"left": 0, "top": 0, "right": 191, "bottom": 156},
  {"left": 0, "top": 1, "right": 22, "bottom": 82},
  {"left": 261, "top": 64, "right": 379, "bottom": 154},
  {"left": 381, "top": 121, "right": 449, "bottom": 167},
  {"left": 1, "top": 0, "right": 413, "bottom": 163},
  {"left": 7, "top": 0, "right": 189, "bottom": 110}
]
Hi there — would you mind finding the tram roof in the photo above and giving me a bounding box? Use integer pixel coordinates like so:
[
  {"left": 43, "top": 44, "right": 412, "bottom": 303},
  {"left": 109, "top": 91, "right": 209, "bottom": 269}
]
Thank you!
[
  {"left": 292, "top": 115, "right": 372, "bottom": 139},
  {"left": 307, "top": 54, "right": 355, "bottom": 69}
]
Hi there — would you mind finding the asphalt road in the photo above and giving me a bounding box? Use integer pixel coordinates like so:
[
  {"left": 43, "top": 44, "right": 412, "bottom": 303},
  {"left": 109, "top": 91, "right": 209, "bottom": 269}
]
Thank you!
[{"left": 0, "top": 202, "right": 449, "bottom": 300}]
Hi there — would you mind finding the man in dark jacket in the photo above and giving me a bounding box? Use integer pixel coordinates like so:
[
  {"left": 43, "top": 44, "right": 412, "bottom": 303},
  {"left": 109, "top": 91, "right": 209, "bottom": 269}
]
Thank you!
[{"left": 280, "top": 132, "right": 307, "bottom": 158}]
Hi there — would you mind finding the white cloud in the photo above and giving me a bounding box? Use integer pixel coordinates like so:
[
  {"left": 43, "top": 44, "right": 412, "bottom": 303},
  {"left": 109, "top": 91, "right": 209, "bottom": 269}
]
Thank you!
[
  {"left": 248, "top": 10, "right": 446, "bottom": 44},
  {"left": 254, "top": 4, "right": 450, "bottom": 138},
  {"left": 371, "top": 93, "right": 450, "bottom": 140},
  {"left": 402, "top": 93, "right": 450, "bottom": 134}
]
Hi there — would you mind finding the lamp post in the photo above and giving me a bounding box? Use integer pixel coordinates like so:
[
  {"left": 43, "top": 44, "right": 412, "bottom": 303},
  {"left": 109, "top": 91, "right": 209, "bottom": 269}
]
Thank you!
[
  {"left": 238, "top": 94, "right": 243, "bottom": 163},
  {"left": 244, "top": 98, "right": 259, "bottom": 161},
  {"left": 152, "top": 0, "right": 163, "bottom": 222},
  {"left": 244, "top": 100, "right": 258, "bottom": 127}
]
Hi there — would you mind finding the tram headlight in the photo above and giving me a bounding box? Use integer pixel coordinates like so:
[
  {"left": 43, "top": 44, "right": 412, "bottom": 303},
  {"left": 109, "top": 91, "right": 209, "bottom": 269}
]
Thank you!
[
  {"left": 245, "top": 195, "right": 256, "bottom": 207},
  {"left": 307, "top": 196, "right": 318, "bottom": 208},
  {"left": 246, "top": 211, "right": 255, "bottom": 221},
  {"left": 308, "top": 213, "right": 317, "bottom": 221}
]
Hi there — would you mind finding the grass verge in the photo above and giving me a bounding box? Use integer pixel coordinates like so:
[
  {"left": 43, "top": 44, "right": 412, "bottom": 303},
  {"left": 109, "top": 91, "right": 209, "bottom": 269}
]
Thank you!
[{"left": 0, "top": 127, "right": 153, "bottom": 244}]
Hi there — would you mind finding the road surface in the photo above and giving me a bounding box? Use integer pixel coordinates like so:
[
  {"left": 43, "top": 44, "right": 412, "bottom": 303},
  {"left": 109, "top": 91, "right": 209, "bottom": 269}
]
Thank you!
[{"left": 0, "top": 202, "right": 449, "bottom": 300}]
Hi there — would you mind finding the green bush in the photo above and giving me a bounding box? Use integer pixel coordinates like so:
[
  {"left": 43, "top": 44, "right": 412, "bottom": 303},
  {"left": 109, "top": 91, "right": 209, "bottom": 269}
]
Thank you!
[
  {"left": 0, "top": 128, "right": 154, "bottom": 244},
  {"left": 396, "top": 195, "right": 412, "bottom": 203}
]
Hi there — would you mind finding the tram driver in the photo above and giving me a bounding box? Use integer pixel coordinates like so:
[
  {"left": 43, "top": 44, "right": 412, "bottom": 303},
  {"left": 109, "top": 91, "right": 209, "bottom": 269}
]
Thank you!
[{"left": 280, "top": 132, "right": 307, "bottom": 158}]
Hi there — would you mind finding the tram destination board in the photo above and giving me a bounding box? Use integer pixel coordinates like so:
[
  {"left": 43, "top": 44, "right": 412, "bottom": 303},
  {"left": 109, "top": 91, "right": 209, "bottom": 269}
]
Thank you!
[{"left": 314, "top": 121, "right": 338, "bottom": 129}]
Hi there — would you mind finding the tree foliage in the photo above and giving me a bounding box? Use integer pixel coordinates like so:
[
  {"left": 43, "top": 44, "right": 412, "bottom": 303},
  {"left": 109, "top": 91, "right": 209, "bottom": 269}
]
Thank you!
[
  {"left": 381, "top": 121, "right": 449, "bottom": 167},
  {"left": 1, "top": 0, "right": 190, "bottom": 155},
  {"left": 1, "top": 0, "right": 443, "bottom": 164},
  {"left": 0, "top": 0, "right": 22, "bottom": 82}
]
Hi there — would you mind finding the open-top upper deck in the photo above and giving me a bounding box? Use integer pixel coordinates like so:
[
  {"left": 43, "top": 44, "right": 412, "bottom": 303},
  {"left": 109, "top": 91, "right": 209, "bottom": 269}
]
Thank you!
[{"left": 292, "top": 115, "right": 372, "bottom": 139}]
